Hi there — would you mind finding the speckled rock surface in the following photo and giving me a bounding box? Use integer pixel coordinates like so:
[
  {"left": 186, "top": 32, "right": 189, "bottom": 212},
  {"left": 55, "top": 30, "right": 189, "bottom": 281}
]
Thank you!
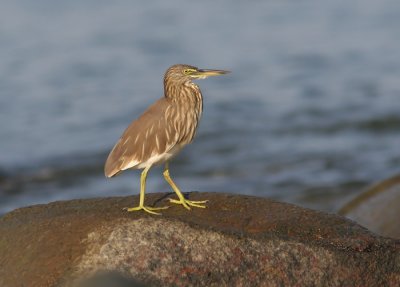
[
  {"left": 340, "top": 174, "right": 400, "bottom": 239},
  {"left": 0, "top": 192, "right": 399, "bottom": 287}
]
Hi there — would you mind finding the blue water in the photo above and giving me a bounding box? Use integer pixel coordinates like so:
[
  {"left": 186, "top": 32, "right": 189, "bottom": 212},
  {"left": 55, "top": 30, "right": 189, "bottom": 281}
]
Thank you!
[{"left": 1, "top": 0, "right": 400, "bottom": 214}]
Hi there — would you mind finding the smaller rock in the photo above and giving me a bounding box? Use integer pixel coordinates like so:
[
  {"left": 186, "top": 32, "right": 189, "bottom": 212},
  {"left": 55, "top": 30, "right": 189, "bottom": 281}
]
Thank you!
[{"left": 339, "top": 174, "right": 400, "bottom": 239}]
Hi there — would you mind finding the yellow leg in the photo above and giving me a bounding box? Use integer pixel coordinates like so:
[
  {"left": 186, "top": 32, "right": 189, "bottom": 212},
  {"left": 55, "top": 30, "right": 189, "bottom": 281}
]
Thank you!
[
  {"left": 124, "top": 165, "right": 169, "bottom": 215},
  {"left": 163, "top": 162, "right": 208, "bottom": 210}
]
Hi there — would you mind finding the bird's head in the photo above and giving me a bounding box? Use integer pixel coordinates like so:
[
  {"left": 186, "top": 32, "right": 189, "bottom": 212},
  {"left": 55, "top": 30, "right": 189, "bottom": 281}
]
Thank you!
[{"left": 164, "top": 64, "right": 230, "bottom": 85}]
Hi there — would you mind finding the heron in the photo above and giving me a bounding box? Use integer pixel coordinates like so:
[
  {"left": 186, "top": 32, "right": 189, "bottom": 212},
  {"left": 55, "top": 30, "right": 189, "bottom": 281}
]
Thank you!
[{"left": 105, "top": 64, "right": 229, "bottom": 214}]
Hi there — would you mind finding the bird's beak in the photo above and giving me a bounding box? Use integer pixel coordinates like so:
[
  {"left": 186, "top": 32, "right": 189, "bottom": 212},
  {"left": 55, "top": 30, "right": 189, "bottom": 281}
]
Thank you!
[{"left": 193, "top": 69, "right": 230, "bottom": 79}]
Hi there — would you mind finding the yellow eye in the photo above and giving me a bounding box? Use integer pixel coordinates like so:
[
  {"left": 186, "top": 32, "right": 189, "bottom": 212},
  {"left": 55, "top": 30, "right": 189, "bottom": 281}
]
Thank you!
[{"left": 184, "top": 69, "right": 194, "bottom": 75}]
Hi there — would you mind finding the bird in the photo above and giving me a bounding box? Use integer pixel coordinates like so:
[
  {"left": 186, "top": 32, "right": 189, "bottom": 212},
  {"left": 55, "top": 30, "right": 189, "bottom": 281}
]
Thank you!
[{"left": 104, "top": 64, "right": 229, "bottom": 215}]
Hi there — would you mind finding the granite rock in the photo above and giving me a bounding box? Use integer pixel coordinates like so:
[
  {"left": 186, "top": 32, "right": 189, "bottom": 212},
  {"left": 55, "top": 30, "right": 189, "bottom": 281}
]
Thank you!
[{"left": 0, "top": 192, "right": 399, "bottom": 287}]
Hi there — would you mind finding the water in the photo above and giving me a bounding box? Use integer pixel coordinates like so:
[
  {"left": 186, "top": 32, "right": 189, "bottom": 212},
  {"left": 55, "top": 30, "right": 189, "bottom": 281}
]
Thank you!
[{"left": 1, "top": 0, "right": 400, "bottom": 215}]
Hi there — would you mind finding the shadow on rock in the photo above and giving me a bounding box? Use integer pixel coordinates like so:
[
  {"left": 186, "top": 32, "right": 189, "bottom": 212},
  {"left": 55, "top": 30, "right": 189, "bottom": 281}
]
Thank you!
[{"left": 74, "top": 272, "right": 148, "bottom": 287}]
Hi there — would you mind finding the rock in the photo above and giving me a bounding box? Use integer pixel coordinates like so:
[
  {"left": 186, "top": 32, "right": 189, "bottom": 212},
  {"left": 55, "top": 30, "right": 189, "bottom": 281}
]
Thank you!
[
  {"left": 0, "top": 192, "right": 399, "bottom": 287},
  {"left": 339, "top": 174, "right": 400, "bottom": 239}
]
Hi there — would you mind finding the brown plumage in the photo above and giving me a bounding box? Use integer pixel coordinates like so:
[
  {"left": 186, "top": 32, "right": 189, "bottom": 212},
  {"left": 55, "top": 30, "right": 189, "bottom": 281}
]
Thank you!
[
  {"left": 104, "top": 64, "right": 229, "bottom": 214},
  {"left": 105, "top": 64, "right": 203, "bottom": 177}
]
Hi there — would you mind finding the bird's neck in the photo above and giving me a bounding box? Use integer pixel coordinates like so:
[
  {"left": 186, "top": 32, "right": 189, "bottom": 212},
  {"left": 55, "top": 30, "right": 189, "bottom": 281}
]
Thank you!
[
  {"left": 164, "top": 79, "right": 203, "bottom": 105},
  {"left": 164, "top": 79, "right": 203, "bottom": 126}
]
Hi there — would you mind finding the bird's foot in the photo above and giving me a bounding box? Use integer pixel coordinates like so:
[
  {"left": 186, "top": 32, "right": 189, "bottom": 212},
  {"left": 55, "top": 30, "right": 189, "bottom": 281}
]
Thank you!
[
  {"left": 123, "top": 205, "right": 169, "bottom": 215},
  {"left": 168, "top": 198, "right": 208, "bottom": 210}
]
